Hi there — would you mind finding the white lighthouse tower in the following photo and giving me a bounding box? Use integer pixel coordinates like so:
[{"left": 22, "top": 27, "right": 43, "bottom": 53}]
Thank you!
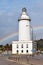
[
  {"left": 12, "top": 8, "right": 36, "bottom": 55},
  {"left": 18, "top": 8, "right": 31, "bottom": 41}
]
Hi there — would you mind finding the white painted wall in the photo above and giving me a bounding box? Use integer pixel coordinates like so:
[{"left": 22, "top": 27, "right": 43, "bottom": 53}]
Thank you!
[
  {"left": 19, "top": 20, "right": 31, "bottom": 41},
  {"left": 12, "top": 41, "right": 34, "bottom": 54}
]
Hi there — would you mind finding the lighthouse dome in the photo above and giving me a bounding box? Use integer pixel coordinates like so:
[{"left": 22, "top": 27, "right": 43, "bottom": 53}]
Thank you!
[{"left": 18, "top": 8, "right": 31, "bottom": 21}]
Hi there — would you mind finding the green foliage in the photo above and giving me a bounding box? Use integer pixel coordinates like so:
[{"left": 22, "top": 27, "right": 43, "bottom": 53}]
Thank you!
[
  {"left": 36, "top": 39, "right": 43, "bottom": 51},
  {"left": 0, "top": 44, "right": 12, "bottom": 52}
]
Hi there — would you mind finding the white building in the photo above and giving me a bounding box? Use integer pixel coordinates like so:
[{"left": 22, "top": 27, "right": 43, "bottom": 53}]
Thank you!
[{"left": 12, "top": 8, "right": 36, "bottom": 55}]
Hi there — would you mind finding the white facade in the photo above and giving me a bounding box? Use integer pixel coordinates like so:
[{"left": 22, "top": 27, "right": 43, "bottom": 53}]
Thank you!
[
  {"left": 12, "top": 41, "right": 33, "bottom": 54},
  {"left": 19, "top": 20, "right": 31, "bottom": 41},
  {"left": 12, "top": 8, "right": 36, "bottom": 55}
]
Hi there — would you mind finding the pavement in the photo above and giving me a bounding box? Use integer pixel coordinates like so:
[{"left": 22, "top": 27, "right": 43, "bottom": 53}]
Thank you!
[
  {"left": 0, "top": 55, "right": 25, "bottom": 65},
  {"left": 29, "top": 55, "right": 43, "bottom": 65},
  {"left": 0, "top": 54, "right": 43, "bottom": 65},
  {"left": 8, "top": 54, "right": 43, "bottom": 65}
]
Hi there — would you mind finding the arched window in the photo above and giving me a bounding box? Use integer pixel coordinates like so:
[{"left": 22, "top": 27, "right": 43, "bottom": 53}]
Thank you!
[
  {"left": 26, "top": 44, "right": 28, "bottom": 48},
  {"left": 26, "top": 50, "right": 28, "bottom": 53},
  {"left": 17, "top": 44, "right": 18, "bottom": 48},
  {"left": 21, "top": 50, "right": 23, "bottom": 53},
  {"left": 21, "top": 44, "right": 23, "bottom": 48},
  {"left": 17, "top": 50, "right": 19, "bottom": 54}
]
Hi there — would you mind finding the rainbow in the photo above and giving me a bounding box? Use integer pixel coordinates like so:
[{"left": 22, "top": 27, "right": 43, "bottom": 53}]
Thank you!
[
  {"left": 0, "top": 32, "right": 18, "bottom": 42},
  {"left": 0, "top": 25, "right": 43, "bottom": 42}
]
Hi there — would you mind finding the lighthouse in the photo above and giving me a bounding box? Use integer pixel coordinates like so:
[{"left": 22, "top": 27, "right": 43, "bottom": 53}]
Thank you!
[
  {"left": 18, "top": 8, "right": 31, "bottom": 41},
  {"left": 12, "top": 8, "right": 36, "bottom": 55}
]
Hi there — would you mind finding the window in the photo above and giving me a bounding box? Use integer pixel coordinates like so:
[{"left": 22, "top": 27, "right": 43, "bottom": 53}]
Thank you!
[
  {"left": 17, "top": 44, "right": 18, "bottom": 48},
  {"left": 26, "top": 44, "right": 28, "bottom": 48},
  {"left": 21, "top": 44, "right": 23, "bottom": 48},
  {"left": 26, "top": 50, "right": 28, "bottom": 53},
  {"left": 21, "top": 50, "right": 23, "bottom": 53},
  {"left": 17, "top": 50, "right": 19, "bottom": 54}
]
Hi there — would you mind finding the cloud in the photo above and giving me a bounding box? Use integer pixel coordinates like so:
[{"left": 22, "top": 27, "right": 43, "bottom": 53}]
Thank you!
[
  {"left": 0, "top": 10, "right": 5, "bottom": 15},
  {"left": 0, "top": 0, "right": 43, "bottom": 44},
  {"left": 7, "top": 12, "right": 14, "bottom": 16}
]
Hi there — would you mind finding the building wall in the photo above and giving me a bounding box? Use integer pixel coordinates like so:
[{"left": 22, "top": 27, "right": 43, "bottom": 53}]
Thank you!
[
  {"left": 12, "top": 41, "right": 35, "bottom": 54},
  {"left": 19, "top": 20, "right": 31, "bottom": 41}
]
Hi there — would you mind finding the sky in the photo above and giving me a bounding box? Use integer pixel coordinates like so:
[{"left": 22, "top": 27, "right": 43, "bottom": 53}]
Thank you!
[{"left": 0, "top": 0, "right": 43, "bottom": 45}]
